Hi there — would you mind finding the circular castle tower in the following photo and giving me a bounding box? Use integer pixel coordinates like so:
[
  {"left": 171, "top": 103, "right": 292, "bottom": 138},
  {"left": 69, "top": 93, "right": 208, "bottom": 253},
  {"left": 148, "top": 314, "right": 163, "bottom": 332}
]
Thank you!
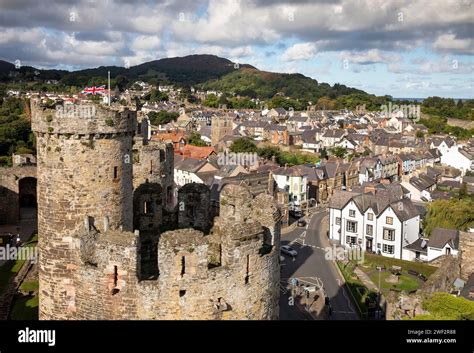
[{"left": 31, "top": 99, "right": 136, "bottom": 319}]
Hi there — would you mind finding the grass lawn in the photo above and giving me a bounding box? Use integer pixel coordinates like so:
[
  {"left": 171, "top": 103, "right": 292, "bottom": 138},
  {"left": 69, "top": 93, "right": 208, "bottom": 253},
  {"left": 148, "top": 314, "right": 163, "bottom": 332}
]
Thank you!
[
  {"left": 362, "top": 253, "right": 437, "bottom": 277},
  {"left": 19, "top": 280, "right": 39, "bottom": 293},
  {"left": 0, "top": 257, "right": 26, "bottom": 294},
  {"left": 10, "top": 295, "right": 39, "bottom": 320},
  {"left": 0, "top": 234, "right": 38, "bottom": 295},
  {"left": 337, "top": 261, "right": 378, "bottom": 317},
  {"left": 366, "top": 270, "right": 420, "bottom": 295}
]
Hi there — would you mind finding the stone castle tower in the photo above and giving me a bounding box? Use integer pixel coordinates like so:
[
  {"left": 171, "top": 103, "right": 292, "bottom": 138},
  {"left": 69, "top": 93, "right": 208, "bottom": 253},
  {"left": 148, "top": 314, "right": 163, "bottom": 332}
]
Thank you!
[{"left": 31, "top": 99, "right": 281, "bottom": 320}]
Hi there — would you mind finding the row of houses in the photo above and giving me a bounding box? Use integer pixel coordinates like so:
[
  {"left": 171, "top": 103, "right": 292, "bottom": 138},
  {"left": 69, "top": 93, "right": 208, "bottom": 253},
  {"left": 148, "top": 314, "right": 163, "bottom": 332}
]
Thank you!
[{"left": 328, "top": 190, "right": 460, "bottom": 262}]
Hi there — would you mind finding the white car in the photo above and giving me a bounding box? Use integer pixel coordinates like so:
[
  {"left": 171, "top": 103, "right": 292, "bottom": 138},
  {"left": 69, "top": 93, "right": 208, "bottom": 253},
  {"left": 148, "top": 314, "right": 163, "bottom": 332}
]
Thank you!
[{"left": 281, "top": 245, "right": 297, "bottom": 257}]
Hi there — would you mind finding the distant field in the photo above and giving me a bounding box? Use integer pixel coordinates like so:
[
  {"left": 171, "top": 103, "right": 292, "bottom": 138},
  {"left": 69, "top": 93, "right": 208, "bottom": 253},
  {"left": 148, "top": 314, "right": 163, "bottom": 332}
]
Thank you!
[{"left": 447, "top": 118, "right": 474, "bottom": 130}]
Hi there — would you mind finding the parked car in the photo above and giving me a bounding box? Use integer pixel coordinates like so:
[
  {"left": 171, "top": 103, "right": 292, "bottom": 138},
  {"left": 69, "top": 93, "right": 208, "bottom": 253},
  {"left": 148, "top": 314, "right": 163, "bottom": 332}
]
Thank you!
[
  {"left": 297, "top": 219, "right": 307, "bottom": 227},
  {"left": 281, "top": 245, "right": 298, "bottom": 257}
]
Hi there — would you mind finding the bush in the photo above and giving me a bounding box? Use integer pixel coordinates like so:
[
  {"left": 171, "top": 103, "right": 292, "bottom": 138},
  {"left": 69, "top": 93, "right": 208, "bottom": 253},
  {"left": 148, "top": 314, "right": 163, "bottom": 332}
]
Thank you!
[
  {"left": 423, "top": 198, "right": 474, "bottom": 235},
  {"left": 416, "top": 292, "right": 474, "bottom": 320}
]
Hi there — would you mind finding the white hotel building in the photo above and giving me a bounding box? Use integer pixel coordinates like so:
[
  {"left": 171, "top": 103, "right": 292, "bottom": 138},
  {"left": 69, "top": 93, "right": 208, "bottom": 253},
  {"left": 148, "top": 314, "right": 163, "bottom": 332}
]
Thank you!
[{"left": 328, "top": 191, "right": 421, "bottom": 260}]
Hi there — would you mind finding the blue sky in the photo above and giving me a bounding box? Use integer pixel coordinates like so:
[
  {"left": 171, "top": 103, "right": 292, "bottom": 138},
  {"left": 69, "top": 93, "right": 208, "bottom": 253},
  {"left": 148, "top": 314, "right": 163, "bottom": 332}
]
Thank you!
[{"left": 0, "top": 0, "right": 472, "bottom": 98}]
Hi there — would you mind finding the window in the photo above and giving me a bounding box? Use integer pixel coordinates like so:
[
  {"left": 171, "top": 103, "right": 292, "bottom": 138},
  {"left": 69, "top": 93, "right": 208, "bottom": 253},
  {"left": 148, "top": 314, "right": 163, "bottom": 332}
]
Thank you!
[
  {"left": 346, "top": 236, "right": 356, "bottom": 245},
  {"left": 383, "top": 228, "right": 395, "bottom": 241},
  {"left": 367, "top": 213, "right": 373, "bottom": 221},
  {"left": 335, "top": 217, "right": 341, "bottom": 225},
  {"left": 386, "top": 216, "right": 393, "bottom": 225},
  {"left": 383, "top": 244, "right": 394, "bottom": 254},
  {"left": 349, "top": 210, "right": 356, "bottom": 217},
  {"left": 366, "top": 224, "right": 373, "bottom": 236},
  {"left": 112, "top": 266, "right": 119, "bottom": 295},
  {"left": 113, "top": 166, "right": 118, "bottom": 180},
  {"left": 245, "top": 255, "right": 250, "bottom": 284},
  {"left": 346, "top": 220, "right": 357, "bottom": 233},
  {"left": 181, "top": 256, "right": 186, "bottom": 276}
]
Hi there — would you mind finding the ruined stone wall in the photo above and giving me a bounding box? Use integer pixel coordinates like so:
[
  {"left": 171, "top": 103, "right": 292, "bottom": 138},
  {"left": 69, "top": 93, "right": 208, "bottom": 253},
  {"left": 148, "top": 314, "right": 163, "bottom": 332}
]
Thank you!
[
  {"left": 54, "top": 184, "right": 280, "bottom": 320},
  {"left": 33, "top": 98, "right": 280, "bottom": 320},
  {"left": 420, "top": 255, "right": 461, "bottom": 294},
  {"left": 178, "top": 183, "right": 211, "bottom": 233},
  {"left": 31, "top": 99, "right": 136, "bottom": 319},
  {"left": 71, "top": 229, "right": 140, "bottom": 320},
  {"left": 460, "top": 231, "right": 474, "bottom": 280},
  {"left": 133, "top": 140, "right": 174, "bottom": 211},
  {"left": 133, "top": 140, "right": 173, "bottom": 189},
  {"left": 0, "top": 166, "right": 36, "bottom": 224}
]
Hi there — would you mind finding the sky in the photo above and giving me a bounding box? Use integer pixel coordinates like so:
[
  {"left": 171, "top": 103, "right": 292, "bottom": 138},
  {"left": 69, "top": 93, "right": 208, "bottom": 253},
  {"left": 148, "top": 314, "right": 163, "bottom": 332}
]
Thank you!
[{"left": 0, "top": 0, "right": 473, "bottom": 98}]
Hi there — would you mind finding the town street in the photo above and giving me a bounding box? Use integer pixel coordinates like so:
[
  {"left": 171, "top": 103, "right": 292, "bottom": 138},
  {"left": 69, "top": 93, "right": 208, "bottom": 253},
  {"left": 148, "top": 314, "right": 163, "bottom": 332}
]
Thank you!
[{"left": 279, "top": 208, "right": 359, "bottom": 320}]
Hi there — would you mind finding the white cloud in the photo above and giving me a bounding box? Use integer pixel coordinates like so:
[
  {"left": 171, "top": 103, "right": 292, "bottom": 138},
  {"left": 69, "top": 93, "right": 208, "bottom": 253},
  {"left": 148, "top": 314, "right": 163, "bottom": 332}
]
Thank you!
[
  {"left": 281, "top": 42, "right": 317, "bottom": 61},
  {"left": 131, "top": 35, "right": 161, "bottom": 51},
  {"left": 341, "top": 49, "right": 400, "bottom": 65},
  {"left": 433, "top": 34, "right": 474, "bottom": 55}
]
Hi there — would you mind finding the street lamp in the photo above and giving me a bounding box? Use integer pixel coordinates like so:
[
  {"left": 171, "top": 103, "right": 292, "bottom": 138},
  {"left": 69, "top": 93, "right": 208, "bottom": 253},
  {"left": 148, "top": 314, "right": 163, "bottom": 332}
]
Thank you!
[{"left": 376, "top": 266, "right": 382, "bottom": 299}]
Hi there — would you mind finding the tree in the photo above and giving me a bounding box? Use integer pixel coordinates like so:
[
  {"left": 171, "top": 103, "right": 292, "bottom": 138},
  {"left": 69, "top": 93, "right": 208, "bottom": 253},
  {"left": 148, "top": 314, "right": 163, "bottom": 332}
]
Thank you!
[
  {"left": 146, "top": 89, "right": 168, "bottom": 103},
  {"left": 320, "top": 148, "right": 328, "bottom": 160},
  {"left": 330, "top": 146, "right": 347, "bottom": 158},
  {"left": 415, "top": 130, "right": 424, "bottom": 138},
  {"left": 114, "top": 75, "right": 129, "bottom": 92},
  {"left": 459, "top": 182, "right": 468, "bottom": 200},
  {"left": 413, "top": 292, "right": 474, "bottom": 320},
  {"left": 203, "top": 94, "right": 219, "bottom": 108},
  {"left": 147, "top": 111, "right": 179, "bottom": 126},
  {"left": 423, "top": 199, "right": 474, "bottom": 235},
  {"left": 187, "top": 132, "right": 207, "bottom": 147},
  {"left": 230, "top": 138, "right": 258, "bottom": 153}
]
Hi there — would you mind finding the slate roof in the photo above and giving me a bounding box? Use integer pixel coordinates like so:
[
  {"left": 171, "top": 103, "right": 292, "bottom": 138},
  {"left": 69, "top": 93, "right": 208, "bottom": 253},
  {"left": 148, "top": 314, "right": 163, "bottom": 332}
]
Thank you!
[
  {"left": 429, "top": 228, "right": 459, "bottom": 250},
  {"left": 174, "top": 158, "right": 207, "bottom": 173}
]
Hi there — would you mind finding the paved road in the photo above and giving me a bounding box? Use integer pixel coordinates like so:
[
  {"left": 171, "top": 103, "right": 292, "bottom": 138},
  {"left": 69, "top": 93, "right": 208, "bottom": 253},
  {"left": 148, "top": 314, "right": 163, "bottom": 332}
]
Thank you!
[{"left": 279, "top": 208, "right": 359, "bottom": 320}]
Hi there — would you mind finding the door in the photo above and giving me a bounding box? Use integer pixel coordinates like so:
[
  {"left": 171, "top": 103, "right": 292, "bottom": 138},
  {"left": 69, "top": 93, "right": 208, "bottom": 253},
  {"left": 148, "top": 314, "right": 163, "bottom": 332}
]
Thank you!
[{"left": 366, "top": 238, "right": 373, "bottom": 252}]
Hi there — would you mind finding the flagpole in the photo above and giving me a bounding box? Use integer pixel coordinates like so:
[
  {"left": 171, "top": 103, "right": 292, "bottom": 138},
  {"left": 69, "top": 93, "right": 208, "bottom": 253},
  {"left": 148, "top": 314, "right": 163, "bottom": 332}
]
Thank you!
[{"left": 108, "top": 71, "right": 111, "bottom": 106}]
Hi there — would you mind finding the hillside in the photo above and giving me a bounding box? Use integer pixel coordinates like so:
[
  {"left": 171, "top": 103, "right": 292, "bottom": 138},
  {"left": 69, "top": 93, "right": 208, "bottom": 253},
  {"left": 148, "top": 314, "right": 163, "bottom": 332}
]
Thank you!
[
  {"left": 0, "top": 55, "right": 365, "bottom": 100},
  {"left": 201, "top": 67, "right": 365, "bottom": 100}
]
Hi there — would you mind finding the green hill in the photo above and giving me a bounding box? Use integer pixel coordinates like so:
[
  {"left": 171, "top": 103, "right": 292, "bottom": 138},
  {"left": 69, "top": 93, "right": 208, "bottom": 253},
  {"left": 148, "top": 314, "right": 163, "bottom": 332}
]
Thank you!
[{"left": 201, "top": 67, "right": 365, "bottom": 101}]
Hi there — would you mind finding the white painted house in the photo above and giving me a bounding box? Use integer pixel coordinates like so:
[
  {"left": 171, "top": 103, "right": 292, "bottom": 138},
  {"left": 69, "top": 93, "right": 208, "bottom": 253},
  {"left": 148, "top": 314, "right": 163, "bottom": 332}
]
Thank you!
[
  {"left": 440, "top": 145, "right": 474, "bottom": 176},
  {"left": 403, "top": 228, "right": 460, "bottom": 262},
  {"left": 329, "top": 191, "right": 420, "bottom": 260},
  {"left": 174, "top": 158, "right": 217, "bottom": 187},
  {"left": 272, "top": 166, "right": 308, "bottom": 205}
]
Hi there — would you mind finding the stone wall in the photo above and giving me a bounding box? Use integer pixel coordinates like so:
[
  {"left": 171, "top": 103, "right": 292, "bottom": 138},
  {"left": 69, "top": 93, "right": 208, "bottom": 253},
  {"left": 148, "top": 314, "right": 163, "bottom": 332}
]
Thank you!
[
  {"left": 63, "top": 184, "right": 280, "bottom": 320},
  {"left": 33, "top": 99, "right": 281, "bottom": 320},
  {"left": 0, "top": 166, "right": 36, "bottom": 224},
  {"left": 459, "top": 231, "right": 474, "bottom": 280},
  {"left": 178, "top": 183, "right": 211, "bottom": 233},
  {"left": 420, "top": 255, "right": 461, "bottom": 294},
  {"left": 211, "top": 115, "right": 233, "bottom": 148},
  {"left": 32, "top": 99, "right": 136, "bottom": 320}
]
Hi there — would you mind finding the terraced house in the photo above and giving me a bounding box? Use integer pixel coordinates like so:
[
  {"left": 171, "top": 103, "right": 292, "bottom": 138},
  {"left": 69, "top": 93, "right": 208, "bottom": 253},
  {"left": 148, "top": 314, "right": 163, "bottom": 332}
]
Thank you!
[{"left": 329, "top": 191, "right": 421, "bottom": 260}]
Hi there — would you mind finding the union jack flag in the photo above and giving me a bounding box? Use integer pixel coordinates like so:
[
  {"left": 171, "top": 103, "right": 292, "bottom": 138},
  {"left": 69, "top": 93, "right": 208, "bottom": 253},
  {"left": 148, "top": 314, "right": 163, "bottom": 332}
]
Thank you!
[{"left": 81, "top": 85, "right": 107, "bottom": 95}]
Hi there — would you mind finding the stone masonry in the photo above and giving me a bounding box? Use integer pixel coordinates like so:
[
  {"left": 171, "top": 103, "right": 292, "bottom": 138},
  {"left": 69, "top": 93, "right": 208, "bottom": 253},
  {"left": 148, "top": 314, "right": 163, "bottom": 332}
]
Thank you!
[{"left": 31, "top": 99, "right": 281, "bottom": 320}]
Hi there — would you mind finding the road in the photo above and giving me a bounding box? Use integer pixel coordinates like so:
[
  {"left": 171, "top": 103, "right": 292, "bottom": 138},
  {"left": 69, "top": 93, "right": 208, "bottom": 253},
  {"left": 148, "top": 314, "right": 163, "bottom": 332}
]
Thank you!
[{"left": 279, "top": 208, "right": 359, "bottom": 320}]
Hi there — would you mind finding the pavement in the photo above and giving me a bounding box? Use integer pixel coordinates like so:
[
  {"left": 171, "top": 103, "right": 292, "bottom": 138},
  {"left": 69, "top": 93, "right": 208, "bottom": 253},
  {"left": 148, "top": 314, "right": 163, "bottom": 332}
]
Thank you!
[{"left": 279, "top": 207, "right": 359, "bottom": 320}]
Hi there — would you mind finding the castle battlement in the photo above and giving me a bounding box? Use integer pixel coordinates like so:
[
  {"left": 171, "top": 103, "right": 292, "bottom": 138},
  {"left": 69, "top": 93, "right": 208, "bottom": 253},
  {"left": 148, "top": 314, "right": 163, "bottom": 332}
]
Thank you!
[
  {"left": 32, "top": 95, "right": 281, "bottom": 320},
  {"left": 31, "top": 99, "right": 136, "bottom": 135}
]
